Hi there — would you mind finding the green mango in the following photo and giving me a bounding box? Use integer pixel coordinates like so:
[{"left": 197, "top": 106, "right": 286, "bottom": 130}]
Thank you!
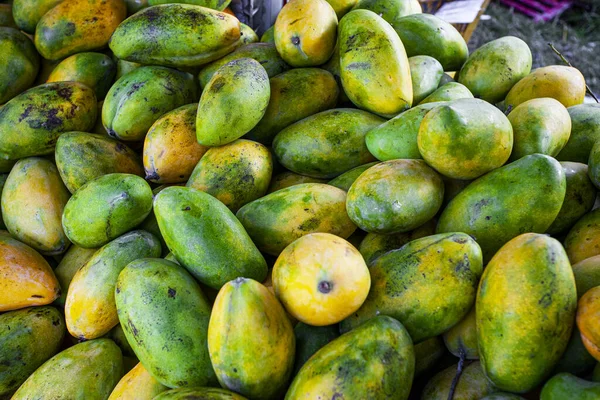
[
  {"left": 0, "top": 306, "right": 65, "bottom": 398},
  {"left": 155, "top": 388, "right": 247, "bottom": 400},
  {"left": 154, "top": 186, "right": 267, "bottom": 289},
  {"left": 198, "top": 43, "right": 289, "bottom": 88},
  {"left": 442, "top": 176, "right": 472, "bottom": 206},
  {"left": 438, "top": 72, "right": 455, "bottom": 87},
  {"left": 62, "top": 173, "right": 153, "bottom": 248},
  {"left": 553, "top": 325, "right": 597, "bottom": 376},
  {"left": 481, "top": 394, "right": 526, "bottom": 400},
  {"left": 272, "top": 108, "right": 382, "bottom": 179},
  {"left": 115, "top": 258, "right": 217, "bottom": 388},
  {"left": 409, "top": 55, "right": 443, "bottom": 104},
  {"left": 547, "top": 162, "right": 596, "bottom": 235},
  {"left": 0, "top": 82, "right": 97, "bottom": 160},
  {"left": 0, "top": 174, "right": 7, "bottom": 229},
  {"left": 261, "top": 26, "right": 274, "bottom": 43},
  {"left": 236, "top": 183, "right": 356, "bottom": 256},
  {"left": 125, "top": 0, "right": 149, "bottom": 14},
  {"left": 53, "top": 245, "right": 98, "bottom": 307},
  {"left": 293, "top": 322, "right": 339, "bottom": 375},
  {"left": 589, "top": 140, "right": 600, "bottom": 189},
  {"left": 103, "top": 66, "right": 198, "bottom": 142},
  {"left": 564, "top": 208, "right": 600, "bottom": 264},
  {"left": 109, "top": 4, "right": 241, "bottom": 67},
  {"left": 477, "top": 233, "right": 577, "bottom": 393},
  {"left": 443, "top": 306, "right": 478, "bottom": 359},
  {"left": 47, "top": 52, "right": 117, "bottom": 100},
  {"left": 287, "top": 316, "right": 414, "bottom": 400},
  {"left": 437, "top": 154, "right": 566, "bottom": 262},
  {"left": 240, "top": 23, "right": 258, "bottom": 44},
  {"left": 394, "top": 13, "right": 469, "bottom": 71},
  {"left": 421, "top": 361, "right": 496, "bottom": 400},
  {"left": 414, "top": 336, "right": 446, "bottom": 378},
  {"left": 0, "top": 28, "right": 39, "bottom": 104},
  {"left": 268, "top": 172, "right": 327, "bottom": 193},
  {"left": 106, "top": 324, "right": 136, "bottom": 358},
  {"left": 541, "top": 373, "right": 600, "bottom": 399},
  {"left": 341, "top": 232, "right": 482, "bottom": 342},
  {"left": 1, "top": 157, "right": 70, "bottom": 255},
  {"left": 12, "top": 0, "right": 64, "bottom": 33},
  {"left": 458, "top": 36, "right": 532, "bottom": 104},
  {"left": 557, "top": 105, "right": 600, "bottom": 163},
  {"left": 247, "top": 68, "right": 339, "bottom": 145},
  {"left": 346, "top": 159, "right": 444, "bottom": 234},
  {"left": 321, "top": 40, "right": 351, "bottom": 105},
  {"left": 115, "top": 59, "right": 141, "bottom": 80},
  {"left": 418, "top": 82, "right": 473, "bottom": 104},
  {"left": 351, "top": 0, "right": 421, "bottom": 24},
  {"left": 573, "top": 255, "right": 600, "bottom": 299},
  {"left": 327, "top": 161, "right": 378, "bottom": 191},
  {"left": 12, "top": 338, "right": 123, "bottom": 400},
  {"left": 148, "top": 0, "right": 231, "bottom": 10}
]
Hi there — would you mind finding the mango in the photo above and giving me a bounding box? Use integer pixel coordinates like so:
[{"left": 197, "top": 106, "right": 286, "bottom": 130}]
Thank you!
[
  {"left": 125, "top": 0, "right": 148, "bottom": 14},
  {"left": 268, "top": 172, "right": 327, "bottom": 193},
  {"left": 155, "top": 388, "right": 248, "bottom": 400},
  {"left": 236, "top": 183, "right": 356, "bottom": 255},
  {"left": 573, "top": 256, "right": 600, "bottom": 299},
  {"left": 108, "top": 362, "right": 168, "bottom": 400},
  {"left": 557, "top": 104, "right": 600, "bottom": 163},
  {"left": 547, "top": 162, "right": 596, "bottom": 235},
  {"left": 47, "top": 52, "right": 117, "bottom": 100},
  {"left": 505, "top": 65, "right": 586, "bottom": 109},
  {"left": 443, "top": 306, "right": 478, "bottom": 359},
  {"left": 247, "top": 68, "right": 339, "bottom": 145},
  {"left": 287, "top": 316, "right": 414, "bottom": 400},
  {"left": 437, "top": 154, "right": 566, "bottom": 262},
  {"left": 34, "top": 0, "right": 126, "bottom": 60},
  {"left": 116, "top": 258, "right": 216, "bottom": 387},
  {"left": 339, "top": 9, "right": 412, "bottom": 117},
  {"left": 321, "top": 39, "right": 351, "bottom": 104},
  {"left": 62, "top": 173, "right": 153, "bottom": 248},
  {"left": 438, "top": 72, "right": 455, "bottom": 86},
  {"left": 341, "top": 232, "right": 482, "bottom": 342},
  {"left": 115, "top": 59, "right": 141, "bottom": 80},
  {"left": 148, "top": 0, "right": 231, "bottom": 10},
  {"left": 477, "top": 233, "right": 577, "bottom": 393},
  {"left": 0, "top": 306, "right": 65, "bottom": 398},
  {"left": 56, "top": 132, "right": 144, "bottom": 193},
  {"left": 541, "top": 373, "right": 600, "bottom": 400},
  {"left": 327, "top": 161, "right": 378, "bottom": 191},
  {"left": 414, "top": 337, "right": 446, "bottom": 378},
  {"left": 261, "top": 26, "right": 274, "bottom": 43},
  {"left": 352, "top": 0, "right": 421, "bottom": 24},
  {"left": 565, "top": 208, "right": 600, "bottom": 264},
  {"left": 0, "top": 28, "right": 39, "bottom": 105},
  {"left": 553, "top": 325, "right": 597, "bottom": 376},
  {"left": 458, "top": 36, "right": 532, "bottom": 104},
  {"left": 394, "top": 13, "right": 468, "bottom": 71},
  {"left": 418, "top": 81, "right": 474, "bottom": 104},
  {"left": 143, "top": 104, "right": 208, "bottom": 184},
  {"left": 418, "top": 98, "right": 513, "bottom": 180},
  {"left": 239, "top": 23, "right": 258, "bottom": 44},
  {"left": 53, "top": 245, "right": 97, "bottom": 307},
  {"left": 0, "top": 82, "right": 97, "bottom": 160},
  {"left": 103, "top": 66, "right": 198, "bottom": 142},
  {"left": 154, "top": 186, "right": 267, "bottom": 288},
  {"left": 0, "top": 174, "right": 7, "bottom": 229},
  {"left": 577, "top": 286, "right": 600, "bottom": 361},
  {"left": 346, "top": 159, "right": 444, "bottom": 234},
  {"left": 12, "top": 338, "right": 123, "bottom": 400},
  {"left": 421, "top": 361, "right": 496, "bottom": 400},
  {"left": 293, "top": 322, "right": 339, "bottom": 375},
  {"left": 106, "top": 324, "right": 136, "bottom": 358},
  {"left": 273, "top": 108, "right": 382, "bottom": 178},
  {"left": 409, "top": 55, "right": 443, "bottom": 104},
  {"left": 12, "top": 0, "right": 64, "bottom": 33},
  {"left": 110, "top": 4, "right": 241, "bottom": 67},
  {"left": 481, "top": 395, "right": 525, "bottom": 400},
  {"left": 1, "top": 157, "right": 70, "bottom": 255},
  {"left": 589, "top": 140, "right": 600, "bottom": 189}
]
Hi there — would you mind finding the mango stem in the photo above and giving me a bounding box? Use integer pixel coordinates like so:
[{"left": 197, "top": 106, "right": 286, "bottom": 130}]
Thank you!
[
  {"left": 447, "top": 348, "right": 467, "bottom": 400},
  {"left": 548, "top": 42, "right": 599, "bottom": 103}
]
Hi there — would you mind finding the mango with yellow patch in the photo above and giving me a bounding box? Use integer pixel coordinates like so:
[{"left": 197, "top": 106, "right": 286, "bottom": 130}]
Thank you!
[{"left": 108, "top": 362, "right": 167, "bottom": 400}]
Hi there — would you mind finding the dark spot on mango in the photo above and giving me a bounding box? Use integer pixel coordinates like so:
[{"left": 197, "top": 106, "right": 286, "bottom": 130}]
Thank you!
[
  {"left": 57, "top": 87, "right": 73, "bottom": 100},
  {"left": 291, "top": 36, "right": 300, "bottom": 46},
  {"left": 346, "top": 62, "right": 370, "bottom": 70},
  {"left": 183, "top": 206, "right": 191, "bottom": 211},
  {"left": 168, "top": 287, "right": 176, "bottom": 298},
  {"left": 30, "top": 295, "right": 43, "bottom": 298},
  {"left": 318, "top": 280, "right": 332, "bottom": 293},
  {"left": 64, "top": 22, "right": 76, "bottom": 36},
  {"left": 539, "top": 292, "right": 552, "bottom": 308},
  {"left": 19, "top": 105, "right": 33, "bottom": 122}
]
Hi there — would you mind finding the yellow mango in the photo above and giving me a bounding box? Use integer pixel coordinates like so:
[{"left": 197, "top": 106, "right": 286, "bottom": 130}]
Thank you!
[
  {"left": 108, "top": 362, "right": 168, "bottom": 400},
  {"left": 577, "top": 286, "right": 600, "bottom": 361}
]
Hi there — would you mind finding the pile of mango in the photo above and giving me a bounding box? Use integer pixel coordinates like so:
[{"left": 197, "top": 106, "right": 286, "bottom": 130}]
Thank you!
[{"left": 1, "top": 0, "right": 600, "bottom": 398}]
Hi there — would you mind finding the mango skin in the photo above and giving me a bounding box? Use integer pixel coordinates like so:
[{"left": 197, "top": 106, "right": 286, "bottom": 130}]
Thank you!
[
  {"left": 0, "top": 233, "right": 60, "bottom": 311},
  {"left": 414, "top": 337, "right": 445, "bottom": 378},
  {"left": 547, "top": 162, "right": 596, "bottom": 235},
  {"left": 577, "top": 286, "right": 600, "bottom": 361},
  {"left": 589, "top": 140, "right": 600, "bottom": 189},
  {"left": 34, "top": 0, "right": 126, "bottom": 60},
  {"left": 149, "top": 0, "right": 231, "bottom": 10},
  {"left": 507, "top": 97, "right": 571, "bottom": 161},
  {"left": 573, "top": 256, "right": 600, "bottom": 299},
  {"left": 197, "top": 58, "right": 270, "bottom": 146},
  {"left": 321, "top": 39, "right": 351, "bottom": 105},
  {"left": 541, "top": 373, "right": 600, "bottom": 400},
  {"left": 268, "top": 172, "right": 327, "bottom": 193},
  {"left": 236, "top": 183, "right": 357, "bottom": 255},
  {"left": 505, "top": 65, "right": 586, "bottom": 109},
  {"left": 103, "top": 66, "right": 198, "bottom": 142},
  {"left": 0, "top": 28, "right": 39, "bottom": 105},
  {"left": 110, "top": 4, "right": 241, "bottom": 67},
  {"left": 56, "top": 131, "right": 144, "bottom": 194},
  {"left": 327, "top": 161, "right": 378, "bottom": 191},
  {"left": 154, "top": 186, "right": 267, "bottom": 289},
  {"left": 62, "top": 173, "right": 153, "bottom": 248},
  {"left": 437, "top": 154, "right": 566, "bottom": 262},
  {"left": 421, "top": 361, "right": 496, "bottom": 400},
  {"left": 261, "top": 26, "right": 274, "bottom": 43},
  {"left": 1, "top": 157, "right": 70, "bottom": 255},
  {"left": 458, "top": 36, "right": 532, "bottom": 104},
  {"left": 477, "top": 233, "right": 577, "bottom": 393},
  {"left": 143, "top": 104, "right": 208, "bottom": 184},
  {"left": 12, "top": 338, "right": 123, "bottom": 400},
  {"left": 339, "top": 10, "right": 412, "bottom": 117},
  {"left": 108, "top": 362, "right": 168, "bottom": 400},
  {"left": 0, "top": 82, "right": 97, "bottom": 160},
  {"left": 187, "top": 139, "right": 272, "bottom": 212},
  {"left": 273, "top": 108, "right": 382, "bottom": 179},
  {"left": 557, "top": 104, "right": 600, "bottom": 163},
  {"left": 565, "top": 208, "right": 600, "bottom": 264},
  {"left": 443, "top": 306, "right": 478, "bottom": 359},
  {"left": 0, "top": 306, "right": 65, "bottom": 398},
  {"left": 351, "top": 0, "right": 421, "bottom": 24},
  {"left": 394, "top": 13, "right": 468, "bottom": 71},
  {"left": 418, "top": 81, "right": 473, "bottom": 104},
  {"left": 553, "top": 325, "right": 597, "bottom": 376},
  {"left": 409, "top": 55, "right": 443, "bottom": 104},
  {"left": 247, "top": 68, "right": 339, "bottom": 145},
  {"left": 12, "top": 0, "right": 64, "bottom": 33},
  {"left": 286, "top": 316, "right": 414, "bottom": 400},
  {"left": 341, "top": 232, "right": 482, "bottom": 342},
  {"left": 116, "top": 258, "right": 216, "bottom": 388},
  {"left": 292, "top": 323, "right": 339, "bottom": 375},
  {"left": 155, "top": 388, "right": 248, "bottom": 400},
  {"left": 47, "top": 52, "right": 117, "bottom": 100},
  {"left": 481, "top": 394, "right": 525, "bottom": 400},
  {"left": 346, "top": 159, "right": 444, "bottom": 234},
  {"left": 418, "top": 98, "right": 513, "bottom": 180}
]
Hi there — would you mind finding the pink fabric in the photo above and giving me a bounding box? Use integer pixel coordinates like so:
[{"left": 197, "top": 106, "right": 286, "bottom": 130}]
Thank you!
[{"left": 499, "top": 0, "right": 573, "bottom": 21}]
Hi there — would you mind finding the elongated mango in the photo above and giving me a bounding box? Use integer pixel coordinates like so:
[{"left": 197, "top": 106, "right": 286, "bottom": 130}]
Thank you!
[
  {"left": 0, "top": 27, "right": 39, "bottom": 104},
  {"left": 409, "top": 55, "right": 443, "bottom": 104}
]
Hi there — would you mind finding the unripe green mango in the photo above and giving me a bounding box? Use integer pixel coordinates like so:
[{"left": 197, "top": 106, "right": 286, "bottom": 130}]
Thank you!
[
  {"left": 261, "top": 26, "right": 274, "bottom": 43},
  {"left": 148, "top": 0, "right": 231, "bottom": 10},
  {"left": 541, "top": 373, "right": 600, "bottom": 400},
  {"left": 341, "top": 232, "right": 482, "bottom": 342},
  {"left": 557, "top": 104, "right": 600, "bottom": 163},
  {"left": 240, "top": 23, "right": 258, "bottom": 44},
  {"left": 12, "top": 338, "right": 124, "bottom": 400},
  {"left": 409, "top": 55, "right": 443, "bottom": 104},
  {"left": 351, "top": 0, "right": 421, "bottom": 24},
  {"left": 0, "top": 174, "right": 7, "bottom": 229},
  {"left": 103, "top": 66, "right": 198, "bottom": 142},
  {"left": 339, "top": 9, "right": 412, "bottom": 117},
  {"left": 268, "top": 172, "right": 327, "bottom": 193},
  {"left": 0, "top": 28, "right": 39, "bottom": 104},
  {"left": 0, "top": 306, "right": 65, "bottom": 398},
  {"left": 53, "top": 245, "right": 98, "bottom": 307},
  {"left": 273, "top": 108, "right": 382, "bottom": 179},
  {"left": 154, "top": 186, "right": 267, "bottom": 289},
  {"left": 12, "top": 0, "right": 64, "bottom": 33},
  {"left": 437, "top": 154, "right": 566, "bottom": 262},
  {"left": 287, "top": 316, "right": 414, "bottom": 400},
  {"left": 414, "top": 336, "right": 446, "bottom": 378},
  {"left": 443, "top": 306, "right": 478, "bottom": 359},
  {"left": 106, "top": 324, "right": 137, "bottom": 359},
  {"left": 573, "top": 256, "right": 600, "bottom": 299},
  {"left": 565, "top": 208, "right": 600, "bottom": 264},
  {"left": 418, "top": 81, "right": 473, "bottom": 104},
  {"left": 477, "top": 233, "right": 577, "bottom": 393},
  {"left": 321, "top": 40, "right": 351, "bottom": 105},
  {"left": 1, "top": 157, "right": 70, "bottom": 255},
  {"left": 115, "top": 258, "right": 216, "bottom": 388},
  {"left": 327, "top": 161, "right": 378, "bottom": 191},
  {"left": 553, "top": 325, "right": 597, "bottom": 376},
  {"left": 458, "top": 36, "right": 532, "bottom": 104},
  {"left": 0, "top": 82, "right": 97, "bottom": 160},
  {"left": 438, "top": 72, "right": 455, "bottom": 87},
  {"left": 62, "top": 173, "right": 153, "bottom": 248},
  {"left": 110, "top": 4, "right": 241, "bottom": 67},
  {"left": 115, "top": 59, "right": 141, "bottom": 80},
  {"left": 292, "top": 322, "right": 339, "bottom": 375},
  {"left": 421, "top": 361, "right": 496, "bottom": 400},
  {"left": 589, "top": 140, "right": 600, "bottom": 189},
  {"left": 155, "top": 387, "right": 248, "bottom": 400}
]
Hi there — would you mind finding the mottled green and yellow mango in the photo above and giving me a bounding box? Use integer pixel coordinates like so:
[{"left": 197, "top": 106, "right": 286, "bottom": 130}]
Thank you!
[
  {"left": 155, "top": 387, "right": 248, "bottom": 400},
  {"left": 409, "top": 55, "right": 443, "bottom": 104},
  {"left": 53, "top": 245, "right": 97, "bottom": 307},
  {"left": 108, "top": 362, "right": 168, "bottom": 400},
  {"left": 589, "top": 140, "right": 600, "bottom": 189},
  {"left": 239, "top": 23, "right": 258, "bottom": 44},
  {"left": 115, "top": 59, "right": 141, "bottom": 80},
  {"left": 261, "top": 26, "right": 274, "bottom": 43},
  {"left": 541, "top": 373, "right": 600, "bottom": 400},
  {"left": 327, "top": 161, "right": 378, "bottom": 191},
  {"left": 12, "top": 0, "right": 64, "bottom": 33},
  {"left": 47, "top": 52, "right": 116, "bottom": 100},
  {"left": 577, "top": 286, "right": 600, "bottom": 361},
  {"left": 148, "top": 0, "right": 231, "bottom": 10},
  {"left": 565, "top": 208, "right": 600, "bottom": 264},
  {"left": 352, "top": 0, "right": 421, "bottom": 25},
  {"left": 443, "top": 306, "right": 478, "bottom": 359},
  {"left": 421, "top": 361, "right": 496, "bottom": 400},
  {"left": 418, "top": 82, "right": 473, "bottom": 104},
  {"left": 573, "top": 256, "right": 600, "bottom": 299},
  {"left": 558, "top": 104, "right": 600, "bottom": 163},
  {"left": 268, "top": 172, "right": 327, "bottom": 193},
  {"left": 0, "top": 28, "right": 39, "bottom": 104}
]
